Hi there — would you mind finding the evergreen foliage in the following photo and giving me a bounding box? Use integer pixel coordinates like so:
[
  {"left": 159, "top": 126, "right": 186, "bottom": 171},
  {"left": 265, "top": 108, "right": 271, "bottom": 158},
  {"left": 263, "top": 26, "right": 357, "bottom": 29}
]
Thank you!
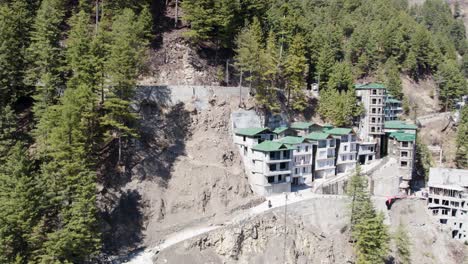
[
  {"left": 347, "top": 166, "right": 389, "bottom": 263},
  {"left": 27, "top": 0, "right": 66, "bottom": 125},
  {"left": 436, "top": 59, "right": 467, "bottom": 111},
  {"left": 394, "top": 224, "right": 411, "bottom": 264},
  {"left": 456, "top": 106, "right": 468, "bottom": 169}
]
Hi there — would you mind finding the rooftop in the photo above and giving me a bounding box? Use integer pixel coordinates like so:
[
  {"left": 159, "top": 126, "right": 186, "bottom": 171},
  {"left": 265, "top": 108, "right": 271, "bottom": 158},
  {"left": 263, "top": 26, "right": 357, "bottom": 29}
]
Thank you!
[
  {"left": 272, "top": 126, "right": 289, "bottom": 134},
  {"left": 279, "top": 136, "right": 306, "bottom": 145},
  {"left": 252, "top": 141, "right": 293, "bottom": 152},
  {"left": 386, "top": 98, "right": 401, "bottom": 104},
  {"left": 389, "top": 131, "right": 416, "bottom": 142},
  {"left": 327, "top": 127, "right": 353, "bottom": 135},
  {"left": 384, "top": 120, "right": 418, "bottom": 130},
  {"left": 322, "top": 124, "right": 334, "bottom": 131},
  {"left": 428, "top": 168, "right": 468, "bottom": 188},
  {"left": 355, "top": 83, "right": 386, "bottom": 90},
  {"left": 235, "top": 127, "right": 270, "bottom": 136},
  {"left": 305, "top": 132, "right": 331, "bottom": 141},
  {"left": 291, "top": 122, "right": 314, "bottom": 130}
]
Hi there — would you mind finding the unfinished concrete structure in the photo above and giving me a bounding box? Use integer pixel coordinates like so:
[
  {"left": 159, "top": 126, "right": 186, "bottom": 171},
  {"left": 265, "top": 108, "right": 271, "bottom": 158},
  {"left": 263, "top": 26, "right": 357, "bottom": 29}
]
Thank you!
[
  {"left": 250, "top": 141, "right": 293, "bottom": 195},
  {"left": 427, "top": 168, "right": 468, "bottom": 243},
  {"left": 278, "top": 136, "right": 314, "bottom": 185},
  {"left": 355, "top": 83, "right": 386, "bottom": 158}
]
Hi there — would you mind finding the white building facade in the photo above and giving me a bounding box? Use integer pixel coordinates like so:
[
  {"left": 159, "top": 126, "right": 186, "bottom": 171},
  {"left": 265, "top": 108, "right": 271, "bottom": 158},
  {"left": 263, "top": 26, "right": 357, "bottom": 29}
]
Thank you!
[
  {"left": 278, "top": 136, "right": 314, "bottom": 185},
  {"left": 306, "top": 132, "right": 336, "bottom": 180},
  {"left": 427, "top": 168, "right": 468, "bottom": 243}
]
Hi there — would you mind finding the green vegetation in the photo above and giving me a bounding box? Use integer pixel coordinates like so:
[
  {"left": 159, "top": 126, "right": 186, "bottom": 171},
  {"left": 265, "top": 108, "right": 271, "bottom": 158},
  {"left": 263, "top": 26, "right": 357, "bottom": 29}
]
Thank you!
[
  {"left": 0, "top": 1, "right": 151, "bottom": 261},
  {"left": 183, "top": 0, "right": 466, "bottom": 123},
  {"left": 394, "top": 224, "right": 412, "bottom": 264},
  {"left": 347, "top": 166, "right": 390, "bottom": 263},
  {"left": 415, "top": 137, "right": 435, "bottom": 182},
  {"left": 456, "top": 106, "right": 468, "bottom": 169}
]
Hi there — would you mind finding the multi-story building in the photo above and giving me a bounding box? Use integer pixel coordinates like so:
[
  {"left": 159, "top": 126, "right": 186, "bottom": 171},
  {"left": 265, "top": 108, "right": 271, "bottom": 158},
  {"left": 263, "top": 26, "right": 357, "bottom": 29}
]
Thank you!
[
  {"left": 357, "top": 142, "right": 376, "bottom": 165},
  {"left": 355, "top": 83, "right": 386, "bottom": 158},
  {"left": 290, "top": 122, "right": 322, "bottom": 136},
  {"left": 278, "top": 136, "right": 314, "bottom": 185},
  {"left": 272, "top": 126, "right": 297, "bottom": 139},
  {"left": 233, "top": 127, "right": 276, "bottom": 158},
  {"left": 327, "top": 127, "right": 358, "bottom": 174},
  {"left": 305, "top": 132, "right": 336, "bottom": 180},
  {"left": 427, "top": 168, "right": 468, "bottom": 243},
  {"left": 384, "top": 120, "right": 417, "bottom": 135},
  {"left": 387, "top": 131, "right": 416, "bottom": 193},
  {"left": 250, "top": 141, "right": 293, "bottom": 195},
  {"left": 384, "top": 95, "right": 403, "bottom": 121}
]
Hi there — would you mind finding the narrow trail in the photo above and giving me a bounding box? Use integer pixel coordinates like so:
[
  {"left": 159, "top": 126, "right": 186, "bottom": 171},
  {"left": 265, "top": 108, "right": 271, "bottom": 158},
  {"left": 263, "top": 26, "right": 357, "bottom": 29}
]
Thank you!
[{"left": 124, "top": 159, "right": 399, "bottom": 264}]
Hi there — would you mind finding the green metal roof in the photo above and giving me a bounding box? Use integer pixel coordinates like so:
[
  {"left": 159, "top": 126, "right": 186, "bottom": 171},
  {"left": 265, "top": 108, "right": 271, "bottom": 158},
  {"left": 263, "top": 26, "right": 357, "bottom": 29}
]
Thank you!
[
  {"left": 384, "top": 120, "right": 417, "bottom": 130},
  {"left": 252, "top": 141, "right": 293, "bottom": 152},
  {"left": 279, "top": 136, "right": 306, "bottom": 145},
  {"left": 355, "top": 83, "right": 386, "bottom": 89},
  {"left": 273, "top": 126, "right": 289, "bottom": 134},
  {"left": 291, "top": 122, "right": 314, "bottom": 130},
  {"left": 235, "top": 127, "right": 270, "bottom": 136},
  {"left": 386, "top": 98, "right": 401, "bottom": 104},
  {"left": 305, "top": 132, "right": 331, "bottom": 141},
  {"left": 327, "top": 127, "right": 353, "bottom": 135},
  {"left": 389, "top": 132, "right": 416, "bottom": 142},
  {"left": 322, "top": 124, "right": 333, "bottom": 129}
]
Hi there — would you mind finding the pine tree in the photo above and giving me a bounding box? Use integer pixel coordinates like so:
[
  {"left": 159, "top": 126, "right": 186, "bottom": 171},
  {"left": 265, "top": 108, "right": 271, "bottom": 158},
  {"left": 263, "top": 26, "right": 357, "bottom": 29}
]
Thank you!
[
  {"left": 316, "top": 43, "right": 336, "bottom": 87},
  {"left": 384, "top": 57, "right": 403, "bottom": 99},
  {"left": 102, "top": 8, "right": 150, "bottom": 163},
  {"left": 0, "top": 1, "right": 35, "bottom": 108},
  {"left": 456, "top": 106, "right": 468, "bottom": 169},
  {"left": 28, "top": 0, "right": 66, "bottom": 128},
  {"left": 284, "top": 34, "right": 308, "bottom": 111},
  {"left": 355, "top": 210, "right": 389, "bottom": 264},
  {"left": 234, "top": 17, "right": 264, "bottom": 89},
  {"left": 394, "top": 224, "right": 411, "bottom": 264},
  {"left": 436, "top": 59, "right": 467, "bottom": 111},
  {"left": 327, "top": 61, "right": 354, "bottom": 92},
  {"left": 0, "top": 143, "right": 41, "bottom": 263},
  {"left": 258, "top": 30, "right": 280, "bottom": 112}
]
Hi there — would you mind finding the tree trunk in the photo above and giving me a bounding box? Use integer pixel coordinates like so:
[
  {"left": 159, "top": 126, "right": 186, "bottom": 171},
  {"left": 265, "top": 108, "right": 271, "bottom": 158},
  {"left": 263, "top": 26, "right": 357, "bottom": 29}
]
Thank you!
[{"left": 174, "top": 0, "right": 178, "bottom": 28}]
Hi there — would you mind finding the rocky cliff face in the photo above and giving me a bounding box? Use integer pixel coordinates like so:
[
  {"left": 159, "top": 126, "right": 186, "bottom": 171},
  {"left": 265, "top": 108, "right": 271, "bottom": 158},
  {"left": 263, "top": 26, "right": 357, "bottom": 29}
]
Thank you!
[
  {"left": 153, "top": 198, "right": 467, "bottom": 264},
  {"left": 98, "top": 93, "right": 261, "bottom": 255}
]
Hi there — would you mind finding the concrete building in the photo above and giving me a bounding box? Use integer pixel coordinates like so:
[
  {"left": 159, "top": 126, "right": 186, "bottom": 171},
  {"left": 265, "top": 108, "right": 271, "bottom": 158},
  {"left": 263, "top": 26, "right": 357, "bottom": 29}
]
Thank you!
[
  {"left": 233, "top": 127, "right": 276, "bottom": 158},
  {"left": 272, "top": 126, "right": 297, "bottom": 139},
  {"left": 327, "top": 127, "right": 357, "bottom": 174},
  {"left": 250, "top": 141, "right": 293, "bottom": 195},
  {"left": 384, "top": 95, "right": 403, "bottom": 121},
  {"left": 387, "top": 131, "right": 416, "bottom": 193},
  {"left": 357, "top": 142, "right": 376, "bottom": 165},
  {"left": 290, "top": 122, "right": 322, "bottom": 136},
  {"left": 355, "top": 83, "right": 386, "bottom": 158},
  {"left": 384, "top": 120, "right": 417, "bottom": 135},
  {"left": 278, "top": 136, "right": 314, "bottom": 185},
  {"left": 427, "top": 168, "right": 468, "bottom": 243},
  {"left": 305, "top": 132, "right": 336, "bottom": 180}
]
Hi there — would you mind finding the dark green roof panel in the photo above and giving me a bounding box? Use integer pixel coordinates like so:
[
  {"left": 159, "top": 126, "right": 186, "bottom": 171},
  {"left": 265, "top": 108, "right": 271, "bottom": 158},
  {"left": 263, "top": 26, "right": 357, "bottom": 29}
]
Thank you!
[
  {"left": 291, "top": 122, "right": 314, "bottom": 130},
  {"left": 252, "top": 141, "right": 293, "bottom": 152},
  {"left": 235, "top": 127, "right": 270, "bottom": 136},
  {"left": 355, "top": 83, "right": 386, "bottom": 89}
]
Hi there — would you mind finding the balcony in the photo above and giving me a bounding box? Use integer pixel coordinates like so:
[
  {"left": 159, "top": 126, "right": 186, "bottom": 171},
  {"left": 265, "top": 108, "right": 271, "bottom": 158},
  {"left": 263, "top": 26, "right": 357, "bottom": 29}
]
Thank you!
[{"left": 265, "top": 169, "right": 291, "bottom": 176}]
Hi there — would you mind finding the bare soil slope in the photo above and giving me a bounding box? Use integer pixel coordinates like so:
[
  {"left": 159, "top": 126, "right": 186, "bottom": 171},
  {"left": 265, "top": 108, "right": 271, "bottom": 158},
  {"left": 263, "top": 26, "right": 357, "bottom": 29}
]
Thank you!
[{"left": 154, "top": 198, "right": 467, "bottom": 264}]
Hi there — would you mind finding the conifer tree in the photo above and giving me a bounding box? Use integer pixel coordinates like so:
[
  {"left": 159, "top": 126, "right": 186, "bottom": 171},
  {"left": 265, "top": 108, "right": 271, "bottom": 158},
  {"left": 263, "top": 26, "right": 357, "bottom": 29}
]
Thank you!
[
  {"left": 394, "top": 224, "right": 411, "bottom": 264},
  {"left": 284, "top": 34, "right": 308, "bottom": 111},
  {"left": 258, "top": 31, "right": 280, "bottom": 112},
  {"left": 28, "top": 0, "right": 66, "bottom": 130},
  {"left": 0, "top": 1, "right": 35, "bottom": 108},
  {"left": 0, "top": 143, "right": 41, "bottom": 263},
  {"left": 456, "top": 106, "right": 468, "bottom": 169},
  {"left": 102, "top": 8, "right": 151, "bottom": 163},
  {"left": 316, "top": 43, "right": 336, "bottom": 87},
  {"left": 384, "top": 57, "right": 403, "bottom": 99},
  {"left": 436, "top": 59, "right": 466, "bottom": 111},
  {"left": 235, "top": 17, "right": 264, "bottom": 88},
  {"left": 327, "top": 62, "right": 354, "bottom": 92}
]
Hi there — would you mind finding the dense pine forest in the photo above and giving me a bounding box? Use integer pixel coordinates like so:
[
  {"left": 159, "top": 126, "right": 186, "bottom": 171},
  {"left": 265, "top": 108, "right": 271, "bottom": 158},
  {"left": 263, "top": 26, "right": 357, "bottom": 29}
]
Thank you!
[{"left": 0, "top": 0, "right": 466, "bottom": 263}]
